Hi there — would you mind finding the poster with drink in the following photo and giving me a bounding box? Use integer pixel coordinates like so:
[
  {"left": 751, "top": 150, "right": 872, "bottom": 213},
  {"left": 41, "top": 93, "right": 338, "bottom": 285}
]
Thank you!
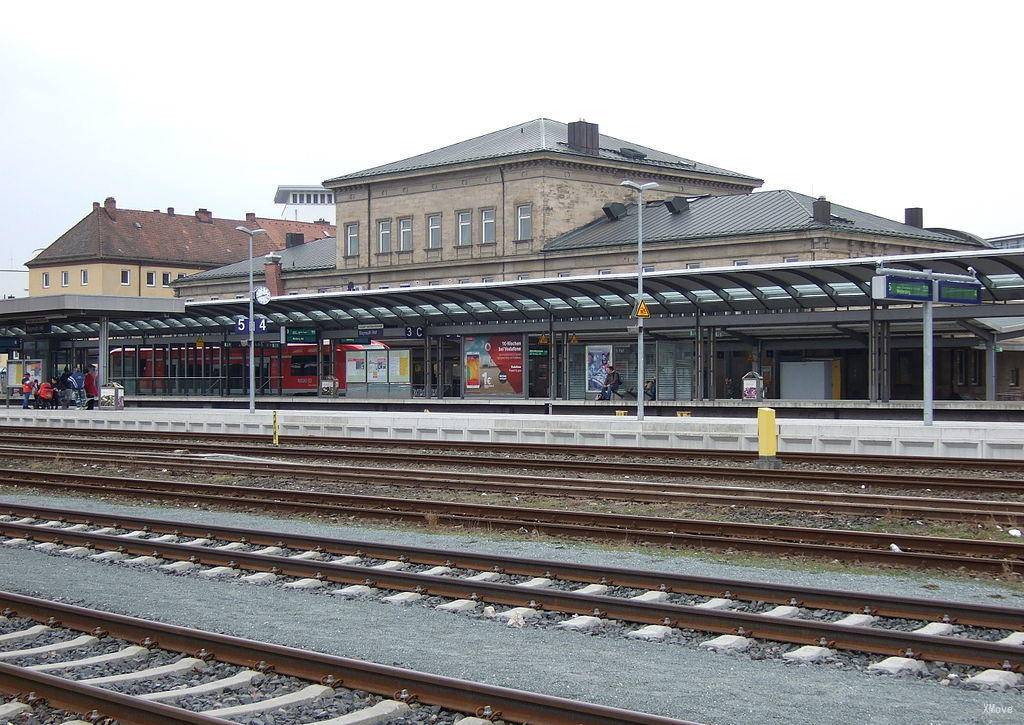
[
  {"left": 463, "top": 334, "right": 523, "bottom": 396},
  {"left": 585, "top": 344, "right": 612, "bottom": 393}
]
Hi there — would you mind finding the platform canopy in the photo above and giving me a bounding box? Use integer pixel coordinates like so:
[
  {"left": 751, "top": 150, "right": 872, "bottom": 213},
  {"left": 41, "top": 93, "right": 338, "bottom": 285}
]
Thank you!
[{"left": 3, "top": 249, "right": 1024, "bottom": 339}]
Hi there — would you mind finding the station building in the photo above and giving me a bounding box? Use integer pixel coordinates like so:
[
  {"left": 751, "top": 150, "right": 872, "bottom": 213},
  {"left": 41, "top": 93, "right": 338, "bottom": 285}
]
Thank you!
[{"left": 2, "top": 119, "right": 1021, "bottom": 418}]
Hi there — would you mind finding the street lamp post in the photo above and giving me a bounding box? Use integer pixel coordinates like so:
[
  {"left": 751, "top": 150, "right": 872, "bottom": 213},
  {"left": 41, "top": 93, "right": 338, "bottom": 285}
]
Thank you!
[
  {"left": 236, "top": 226, "right": 267, "bottom": 414},
  {"left": 620, "top": 180, "right": 659, "bottom": 421}
]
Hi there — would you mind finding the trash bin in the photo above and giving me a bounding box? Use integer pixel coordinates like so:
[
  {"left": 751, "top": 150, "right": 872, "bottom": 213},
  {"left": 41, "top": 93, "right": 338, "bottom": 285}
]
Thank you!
[
  {"left": 319, "top": 377, "right": 338, "bottom": 397},
  {"left": 99, "top": 383, "right": 124, "bottom": 410},
  {"left": 741, "top": 371, "right": 764, "bottom": 401}
]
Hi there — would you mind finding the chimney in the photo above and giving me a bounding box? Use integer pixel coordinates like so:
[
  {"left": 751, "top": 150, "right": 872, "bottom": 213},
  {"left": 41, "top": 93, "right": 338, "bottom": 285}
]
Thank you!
[
  {"left": 812, "top": 196, "right": 831, "bottom": 224},
  {"left": 285, "top": 232, "right": 305, "bottom": 248},
  {"left": 92, "top": 201, "right": 100, "bottom": 211},
  {"left": 103, "top": 197, "right": 116, "bottom": 219},
  {"left": 167, "top": 207, "right": 175, "bottom": 216},
  {"left": 665, "top": 196, "right": 689, "bottom": 214},
  {"left": 567, "top": 120, "right": 599, "bottom": 155},
  {"left": 263, "top": 252, "right": 283, "bottom": 296},
  {"left": 245, "top": 212, "right": 257, "bottom": 223},
  {"left": 904, "top": 207, "right": 923, "bottom": 228},
  {"left": 195, "top": 208, "right": 212, "bottom": 223}
]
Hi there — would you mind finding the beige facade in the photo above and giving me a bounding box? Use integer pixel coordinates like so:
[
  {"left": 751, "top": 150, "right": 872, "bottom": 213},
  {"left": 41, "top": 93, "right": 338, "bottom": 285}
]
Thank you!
[
  {"left": 30, "top": 262, "right": 201, "bottom": 298},
  {"left": 327, "top": 157, "right": 752, "bottom": 289}
]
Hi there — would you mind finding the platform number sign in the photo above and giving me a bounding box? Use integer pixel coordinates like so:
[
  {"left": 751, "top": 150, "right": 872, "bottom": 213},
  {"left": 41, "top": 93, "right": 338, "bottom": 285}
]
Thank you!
[
  {"left": 233, "top": 316, "right": 268, "bottom": 334},
  {"left": 405, "top": 326, "right": 425, "bottom": 339}
]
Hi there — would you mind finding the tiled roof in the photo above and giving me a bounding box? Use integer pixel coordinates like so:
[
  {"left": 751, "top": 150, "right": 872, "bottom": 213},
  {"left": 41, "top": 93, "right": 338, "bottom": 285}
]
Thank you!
[
  {"left": 324, "top": 118, "right": 761, "bottom": 185},
  {"left": 27, "top": 203, "right": 336, "bottom": 268},
  {"left": 543, "top": 190, "right": 985, "bottom": 252},
  {"left": 181, "top": 236, "right": 338, "bottom": 282}
]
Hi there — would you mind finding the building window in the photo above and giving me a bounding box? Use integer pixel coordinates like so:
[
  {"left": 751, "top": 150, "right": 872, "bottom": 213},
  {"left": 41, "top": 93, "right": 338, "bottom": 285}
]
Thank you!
[
  {"left": 516, "top": 204, "right": 532, "bottom": 240},
  {"left": 328, "top": 194, "right": 334, "bottom": 203},
  {"left": 378, "top": 284, "right": 390, "bottom": 289},
  {"left": 42, "top": 272, "right": 50, "bottom": 288},
  {"left": 517, "top": 273, "right": 530, "bottom": 280},
  {"left": 290, "top": 193, "right": 297, "bottom": 204},
  {"left": 481, "top": 208, "right": 495, "bottom": 243},
  {"left": 427, "top": 214, "right": 442, "bottom": 249},
  {"left": 733, "top": 259, "right": 749, "bottom": 266},
  {"left": 685, "top": 262, "right": 701, "bottom": 269},
  {"left": 61, "top": 271, "right": 69, "bottom": 287},
  {"left": 162, "top": 272, "right": 171, "bottom": 287},
  {"left": 457, "top": 211, "right": 471, "bottom": 246},
  {"left": 428, "top": 280, "right": 441, "bottom": 286},
  {"left": 146, "top": 271, "right": 156, "bottom": 286},
  {"left": 120, "top": 269, "right": 130, "bottom": 286},
  {"left": 783, "top": 256, "right": 799, "bottom": 263},
  {"left": 345, "top": 223, "right": 359, "bottom": 256},
  {"left": 457, "top": 278, "right": 470, "bottom": 284},
  {"left": 177, "top": 273, "right": 186, "bottom": 279},
  {"left": 80, "top": 269, "right": 89, "bottom": 285},
  {"left": 398, "top": 218, "right": 413, "bottom": 251},
  {"left": 598, "top": 269, "right": 612, "bottom": 275},
  {"left": 1011, "top": 368, "right": 1020, "bottom": 387},
  {"left": 377, "top": 220, "right": 391, "bottom": 253},
  {"left": 557, "top": 271, "right": 571, "bottom": 278},
  {"left": 482, "top": 276, "right": 495, "bottom": 283},
  {"left": 642, "top": 265, "right": 655, "bottom": 273}
]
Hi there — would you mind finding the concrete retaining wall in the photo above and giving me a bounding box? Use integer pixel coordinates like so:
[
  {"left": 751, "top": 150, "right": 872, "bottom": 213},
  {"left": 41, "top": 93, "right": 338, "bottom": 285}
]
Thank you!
[{"left": 1, "top": 408, "right": 1021, "bottom": 460}]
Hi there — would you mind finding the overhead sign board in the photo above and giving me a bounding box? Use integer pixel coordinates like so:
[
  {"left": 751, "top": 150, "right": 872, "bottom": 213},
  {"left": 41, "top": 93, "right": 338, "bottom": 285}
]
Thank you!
[
  {"left": 404, "top": 326, "right": 424, "bottom": 339},
  {"left": 357, "top": 323, "right": 385, "bottom": 332},
  {"left": 871, "top": 275, "right": 932, "bottom": 302},
  {"left": 936, "top": 280, "right": 982, "bottom": 305},
  {"left": 232, "top": 316, "right": 268, "bottom": 334},
  {"left": 24, "top": 323, "right": 51, "bottom": 335},
  {"left": 285, "top": 327, "right": 318, "bottom": 343},
  {"left": 0, "top": 337, "right": 23, "bottom": 352}
]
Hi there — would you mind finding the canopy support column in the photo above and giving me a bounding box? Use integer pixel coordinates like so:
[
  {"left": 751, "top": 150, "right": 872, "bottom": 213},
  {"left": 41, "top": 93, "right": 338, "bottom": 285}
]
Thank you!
[{"left": 986, "top": 339, "right": 997, "bottom": 401}]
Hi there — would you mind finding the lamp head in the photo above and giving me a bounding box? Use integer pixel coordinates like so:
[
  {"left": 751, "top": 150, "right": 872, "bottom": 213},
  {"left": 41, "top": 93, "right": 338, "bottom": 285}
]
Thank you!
[
  {"left": 620, "top": 180, "right": 660, "bottom": 192},
  {"left": 235, "top": 226, "right": 268, "bottom": 236}
]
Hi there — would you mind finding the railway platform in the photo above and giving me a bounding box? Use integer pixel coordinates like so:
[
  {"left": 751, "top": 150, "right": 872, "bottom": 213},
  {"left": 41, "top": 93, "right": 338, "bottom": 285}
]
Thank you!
[{"left": 2, "top": 407, "right": 1021, "bottom": 459}]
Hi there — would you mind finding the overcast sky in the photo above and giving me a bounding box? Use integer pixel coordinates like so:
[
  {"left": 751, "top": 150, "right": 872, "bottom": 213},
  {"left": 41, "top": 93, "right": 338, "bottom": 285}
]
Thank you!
[{"left": 1, "top": 1, "right": 1020, "bottom": 296}]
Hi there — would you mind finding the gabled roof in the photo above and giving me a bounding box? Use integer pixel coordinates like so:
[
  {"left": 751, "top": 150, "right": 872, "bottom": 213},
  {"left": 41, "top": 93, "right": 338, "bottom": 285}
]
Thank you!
[
  {"left": 324, "top": 118, "right": 761, "bottom": 185},
  {"left": 180, "top": 236, "right": 338, "bottom": 282},
  {"left": 543, "top": 190, "right": 986, "bottom": 252},
  {"left": 27, "top": 203, "right": 335, "bottom": 268}
]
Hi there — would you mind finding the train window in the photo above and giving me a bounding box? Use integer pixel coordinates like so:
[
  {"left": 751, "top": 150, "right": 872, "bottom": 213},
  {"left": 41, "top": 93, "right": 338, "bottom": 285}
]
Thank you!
[{"left": 290, "top": 355, "right": 318, "bottom": 376}]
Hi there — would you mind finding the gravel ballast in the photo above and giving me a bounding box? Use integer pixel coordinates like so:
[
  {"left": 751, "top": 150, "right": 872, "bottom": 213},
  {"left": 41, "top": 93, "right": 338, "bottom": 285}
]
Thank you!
[{"left": 0, "top": 491, "right": 1021, "bottom": 723}]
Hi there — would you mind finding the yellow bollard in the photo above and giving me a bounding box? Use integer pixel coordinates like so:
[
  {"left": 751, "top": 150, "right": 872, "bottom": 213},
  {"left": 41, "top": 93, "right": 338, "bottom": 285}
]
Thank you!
[
  {"left": 272, "top": 410, "right": 280, "bottom": 447},
  {"left": 757, "top": 407, "right": 778, "bottom": 466}
]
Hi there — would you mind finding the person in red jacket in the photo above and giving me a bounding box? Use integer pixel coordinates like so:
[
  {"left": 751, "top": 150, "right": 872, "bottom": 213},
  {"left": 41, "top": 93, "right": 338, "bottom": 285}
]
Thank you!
[
  {"left": 84, "top": 364, "right": 99, "bottom": 410},
  {"left": 36, "top": 378, "right": 55, "bottom": 409}
]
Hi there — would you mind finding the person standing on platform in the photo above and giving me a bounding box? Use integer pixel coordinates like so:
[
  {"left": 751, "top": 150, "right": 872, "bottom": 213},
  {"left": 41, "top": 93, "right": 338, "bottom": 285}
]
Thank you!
[
  {"left": 71, "top": 366, "right": 85, "bottom": 407},
  {"left": 84, "top": 364, "right": 99, "bottom": 410},
  {"left": 20, "top": 374, "right": 32, "bottom": 409}
]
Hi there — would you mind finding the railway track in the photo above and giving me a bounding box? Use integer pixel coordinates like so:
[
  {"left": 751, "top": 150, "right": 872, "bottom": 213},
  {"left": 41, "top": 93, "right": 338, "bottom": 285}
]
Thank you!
[
  {"left": 2, "top": 505, "right": 1022, "bottom": 672},
  {"left": 4, "top": 445, "right": 1024, "bottom": 525},
  {"left": 2, "top": 470, "right": 1023, "bottom": 573},
  {"left": 3, "top": 428, "right": 1024, "bottom": 496},
  {"left": 0, "top": 591, "right": 683, "bottom": 724}
]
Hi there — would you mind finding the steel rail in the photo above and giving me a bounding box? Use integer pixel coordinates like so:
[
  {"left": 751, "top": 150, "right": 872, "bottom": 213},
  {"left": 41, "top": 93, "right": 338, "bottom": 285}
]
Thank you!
[
  {"left": 3, "top": 424, "right": 1022, "bottom": 473},
  {"left": 3, "top": 447, "right": 1024, "bottom": 524},
  {"left": 0, "top": 592, "right": 686, "bottom": 725},
  {"left": 1, "top": 431, "right": 1022, "bottom": 493},
  {"left": 3, "top": 501, "right": 1022, "bottom": 629},
  {"left": 0, "top": 663, "right": 233, "bottom": 725},
  {"left": 2, "top": 470, "right": 1022, "bottom": 573},
  {"left": 2, "top": 528, "right": 1021, "bottom": 670}
]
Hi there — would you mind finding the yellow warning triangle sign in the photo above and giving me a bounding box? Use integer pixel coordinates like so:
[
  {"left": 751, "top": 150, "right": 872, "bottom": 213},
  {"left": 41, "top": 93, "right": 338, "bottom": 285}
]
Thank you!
[{"left": 633, "top": 299, "right": 652, "bottom": 319}]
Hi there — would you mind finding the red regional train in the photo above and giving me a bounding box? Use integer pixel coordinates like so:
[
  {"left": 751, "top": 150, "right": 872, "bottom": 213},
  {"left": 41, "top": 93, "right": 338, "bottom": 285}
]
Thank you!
[{"left": 109, "top": 342, "right": 386, "bottom": 394}]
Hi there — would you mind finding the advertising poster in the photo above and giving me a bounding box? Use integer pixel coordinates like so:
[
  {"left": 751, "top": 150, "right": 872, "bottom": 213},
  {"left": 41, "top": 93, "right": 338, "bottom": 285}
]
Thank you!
[
  {"left": 388, "top": 350, "right": 410, "bottom": 384},
  {"left": 345, "top": 351, "right": 366, "bottom": 383},
  {"left": 367, "top": 350, "right": 389, "bottom": 383},
  {"left": 585, "top": 344, "right": 612, "bottom": 393},
  {"left": 463, "top": 334, "right": 523, "bottom": 396}
]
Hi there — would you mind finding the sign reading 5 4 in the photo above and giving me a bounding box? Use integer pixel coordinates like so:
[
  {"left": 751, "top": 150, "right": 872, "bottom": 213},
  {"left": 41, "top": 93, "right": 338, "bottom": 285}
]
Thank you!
[{"left": 234, "top": 316, "right": 268, "bottom": 334}]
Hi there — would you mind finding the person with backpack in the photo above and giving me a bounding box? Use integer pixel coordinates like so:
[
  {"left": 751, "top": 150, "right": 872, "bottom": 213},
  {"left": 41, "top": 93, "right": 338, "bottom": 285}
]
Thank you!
[
  {"left": 71, "top": 366, "right": 86, "bottom": 407},
  {"left": 36, "top": 378, "right": 55, "bottom": 409}
]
